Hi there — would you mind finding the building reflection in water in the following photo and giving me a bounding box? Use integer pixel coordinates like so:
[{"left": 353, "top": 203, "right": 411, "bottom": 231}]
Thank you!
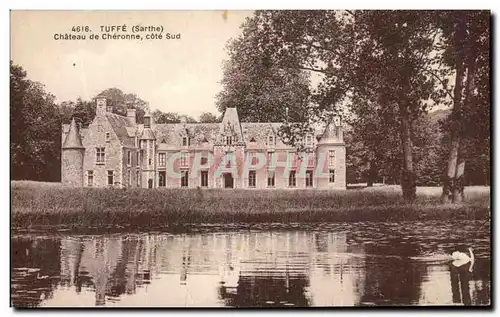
[{"left": 11, "top": 227, "right": 491, "bottom": 307}]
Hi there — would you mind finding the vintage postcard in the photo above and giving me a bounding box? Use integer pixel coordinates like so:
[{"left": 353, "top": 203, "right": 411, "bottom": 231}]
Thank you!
[{"left": 10, "top": 10, "right": 491, "bottom": 308}]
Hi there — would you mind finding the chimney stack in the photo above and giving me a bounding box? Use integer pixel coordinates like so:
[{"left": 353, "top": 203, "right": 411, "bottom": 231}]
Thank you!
[
  {"left": 127, "top": 108, "right": 137, "bottom": 125},
  {"left": 96, "top": 97, "right": 107, "bottom": 116}
]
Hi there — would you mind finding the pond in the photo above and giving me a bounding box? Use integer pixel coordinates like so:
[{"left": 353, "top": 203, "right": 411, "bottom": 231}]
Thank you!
[{"left": 11, "top": 221, "right": 491, "bottom": 307}]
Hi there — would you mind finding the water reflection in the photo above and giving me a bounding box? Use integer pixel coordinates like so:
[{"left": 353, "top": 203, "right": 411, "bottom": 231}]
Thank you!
[{"left": 11, "top": 221, "right": 491, "bottom": 307}]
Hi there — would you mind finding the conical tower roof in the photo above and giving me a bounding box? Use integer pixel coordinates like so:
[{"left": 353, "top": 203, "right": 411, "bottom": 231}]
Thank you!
[
  {"left": 318, "top": 122, "right": 338, "bottom": 145},
  {"left": 63, "top": 118, "right": 84, "bottom": 149}
]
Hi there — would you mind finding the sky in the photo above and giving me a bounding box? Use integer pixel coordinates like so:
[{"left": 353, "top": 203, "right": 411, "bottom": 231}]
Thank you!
[{"left": 10, "top": 10, "right": 253, "bottom": 117}]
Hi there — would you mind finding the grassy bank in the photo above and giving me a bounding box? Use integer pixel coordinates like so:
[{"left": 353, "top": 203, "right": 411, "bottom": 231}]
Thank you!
[{"left": 11, "top": 181, "right": 490, "bottom": 231}]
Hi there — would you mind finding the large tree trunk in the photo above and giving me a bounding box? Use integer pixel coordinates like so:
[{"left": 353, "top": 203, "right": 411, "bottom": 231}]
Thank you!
[
  {"left": 442, "top": 13, "right": 466, "bottom": 204},
  {"left": 366, "top": 160, "right": 377, "bottom": 187},
  {"left": 399, "top": 104, "right": 416, "bottom": 202},
  {"left": 442, "top": 13, "right": 477, "bottom": 204}
]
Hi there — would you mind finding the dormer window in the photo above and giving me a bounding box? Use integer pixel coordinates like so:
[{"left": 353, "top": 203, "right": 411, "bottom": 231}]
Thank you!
[
  {"left": 305, "top": 134, "right": 313, "bottom": 147},
  {"left": 226, "top": 135, "right": 233, "bottom": 146},
  {"left": 105, "top": 132, "right": 110, "bottom": 142},
  {"left": 267, "top": 134, "right": 275, "bottom": 147},
  {"left": 182, "top": 136, "right": 190, "bottom": 147}
]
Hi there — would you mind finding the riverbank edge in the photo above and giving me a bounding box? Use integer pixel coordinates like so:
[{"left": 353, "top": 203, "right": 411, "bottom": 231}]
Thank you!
[
  {"left": 11, "top": 181, "right": 490, "bottom": 233},
  {"left": 12, "top": 204, "right": 490, "bottom": 234}
]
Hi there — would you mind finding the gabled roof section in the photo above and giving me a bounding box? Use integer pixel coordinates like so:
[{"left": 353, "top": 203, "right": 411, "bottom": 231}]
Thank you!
[
  {"left": 63, "top": 118, "right": 84, "bottom": 149},
  {"left": 106, "top": 113, "right": 136, "bottom": 147},
  {"left": 220, "top": 107, "right": 243, "bottom": 141},
  {"left": 140, "top": 128, "right": 156, "bottom": 140}
]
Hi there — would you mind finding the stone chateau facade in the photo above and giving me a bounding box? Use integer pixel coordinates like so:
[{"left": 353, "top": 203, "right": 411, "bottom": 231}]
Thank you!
[{"left": 61, "top": 97, "right": 346, "bottom": 189}]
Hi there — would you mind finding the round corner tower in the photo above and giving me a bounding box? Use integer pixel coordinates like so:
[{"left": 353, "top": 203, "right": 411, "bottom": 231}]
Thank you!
[{"left": 62, "top": 117, "right": 85, "bottom": 186}]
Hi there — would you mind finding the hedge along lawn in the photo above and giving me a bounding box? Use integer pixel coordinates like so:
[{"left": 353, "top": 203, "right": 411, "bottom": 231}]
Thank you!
[{"left": 11, "top": 181, "right": 490, "bottom": 232}]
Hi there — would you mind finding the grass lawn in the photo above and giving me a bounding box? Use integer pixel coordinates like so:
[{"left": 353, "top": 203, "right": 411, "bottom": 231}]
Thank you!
[{"left": 11, "top": 180, "right": 490, "bottom": 231}]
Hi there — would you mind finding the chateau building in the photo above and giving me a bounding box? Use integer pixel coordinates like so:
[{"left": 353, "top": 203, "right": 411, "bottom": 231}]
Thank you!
[{"left": 61, "top": 97, "right": 346, "bottom": 189}]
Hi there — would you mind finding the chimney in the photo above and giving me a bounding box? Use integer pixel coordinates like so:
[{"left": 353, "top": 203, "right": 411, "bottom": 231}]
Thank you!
[
  {"left": 96, "top": 97, "right": 107, "bottom": 116},
  {"left": 143, "top": 109, "right": 151, "bottom": 128},
  {"left": 127, "top": 108, "right": 136, "bottom": 125}
]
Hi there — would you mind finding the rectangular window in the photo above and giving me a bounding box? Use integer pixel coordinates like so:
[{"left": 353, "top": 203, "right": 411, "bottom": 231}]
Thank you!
[
  {"left": 329, "top": 169, "right": 335, "bottom": 183},
  {"left": 267, "top": 135, "right": 275, "bottom": 147},
  {"left": 181, "top": 170, "right": 189, "bottom": 187},
  {"left": 289, "top": 170, "right": 296, "bottom": 187},
  {"left": 136, "top": 152, "right": 140, "bottom": 166},
  {"left": 309, "top": 153, "right": 315, "bottom": 166},
  {"left": 127, "top": 151, "right": 131, "bottom": 166},
  {"left": 107, "top": 171, "right": 114, "bottom": 185},
  {"left": 87, "top": 171, "right": 93, "bottom": 187},
  {"left": 158, "top": 153, "right": 166, "bottom": 167},
  {"left": 128, "top": 169, "right": 132, "bottom": 186},
  {"left": 105, "top": 132, "right": 110, "bottom": 143},
  {"left": 267, "top": 152, "right": 274, "bottom": 166},
  {"left": 226, "top": 136, "right": 233, "bottom": 145},
  {"left": 159, "top": 171, "right": 166, "bottom": 187},
  {"left": 136, "top": 171, "right": 140, "bottom": 186},
  {"left": 250, "top": 152, "right": 257, "bottom": 166},
  {"left": 96, "top": 147, "right": 105, "bottom": 164},
  {"left": 288, "top": 152, "right": 295, "bottom": 167},
  {"left": 201, "top": 170, "right": 209, "bottom": 187},
  {"left": 306, "top": 170, "right": 314, "bottom": 187},
  {"left": 200, "top": 153, "right": 208, "bottom": 166},
  {"left": 329, "top": 150, "right": 336, "bottom": 167},
  {"left": 149, "top": 158, "right": 152, "bottom": 166},
  {"left": 306, "top": 134, "right": 313, "bottom": 147},
  {"left": 248, "top": 170, "right": 256, "bottom": 188},
  {"left": 182, "top": 136, "right": 190, "bottom": 147},
  {"left": 180, "top": 153, "right": 188, "bottom": 167},
  {"left": 267, "top": 170, "right": 275, "bottom": 187}
]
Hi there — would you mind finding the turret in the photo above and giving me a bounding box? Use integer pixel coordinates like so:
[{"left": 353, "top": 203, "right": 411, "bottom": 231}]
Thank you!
[
  {"left": 62, "top": 118, "right": 85, "bottom": 186},
  {"left": 140, "top": 110, "right": 156, "bottom": 188},
  {"left": 315, "top": 118, "right": 346, "bottom": 189}
]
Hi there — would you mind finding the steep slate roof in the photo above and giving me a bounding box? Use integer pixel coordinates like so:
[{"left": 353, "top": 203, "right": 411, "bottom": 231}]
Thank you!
[
  {"left": 153, "top": 123, "right": 220, "bottom": 150},
  {"left": 100, "top": 107, "right": 341, "bottom": 151},
  {"left": 63, "top": 118, "right": 84, "bottom": 149},
  {"left": 106, "top": 113, "right": 136, "bottom": 147}
]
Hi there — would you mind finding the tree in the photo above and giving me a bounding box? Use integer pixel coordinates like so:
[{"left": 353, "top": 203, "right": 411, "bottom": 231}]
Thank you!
[
  {"left": 151, "top": 110, "right": 197, "bottom": 124},
  {"left": 220, "top": 11, "right": 442, "bottom": 201},
  {"left": 199, "top": 112, "right": 220, "bottom": 123},
  {"left": 216, "top": 14, "right": 311, "bottom": 126},
  {"left": 436, "top": 11, "right": 490, "bottom": 203},
  {"left": 95, "top": 88, "right": 149, "bottom": 124},
  {"left": 72, "top": 97, "right": 96, "bottom": 127},
  {"left": 11, "top": 61, "right": 62, "bottom": 181}
]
